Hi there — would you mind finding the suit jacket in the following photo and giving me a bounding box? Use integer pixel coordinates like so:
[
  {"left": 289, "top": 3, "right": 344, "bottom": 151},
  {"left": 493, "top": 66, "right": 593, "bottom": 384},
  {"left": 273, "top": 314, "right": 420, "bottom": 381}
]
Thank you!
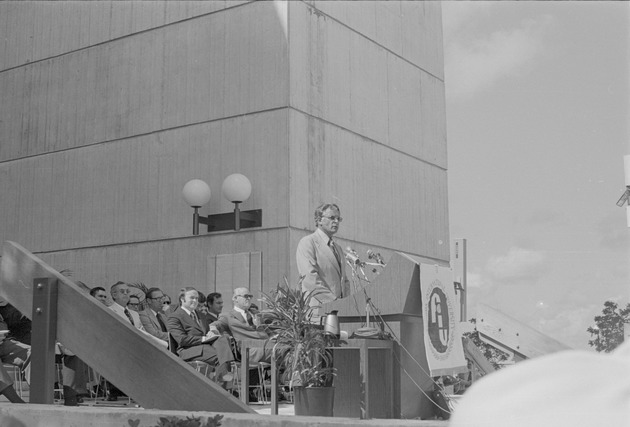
[
  {"left": 212, "top": 309, "right": 270, "bottom": 363},
  {"left": 108, "top": 303, "right": 168, "bottom": 348},
  {"left": 139, "top": 309, "right": 169, "bottom": 342},
  {"left": 167, "top": 307, "right": 214, "bottom": 361},
  {"left": 296, "top": 228, "right": 351, "bottom": 305},
  {"left": 205, "top": 312, "right": 220, "bottom": 323},
  {"left": 109, "top": 303, "right": 145, "bottom": 332}
]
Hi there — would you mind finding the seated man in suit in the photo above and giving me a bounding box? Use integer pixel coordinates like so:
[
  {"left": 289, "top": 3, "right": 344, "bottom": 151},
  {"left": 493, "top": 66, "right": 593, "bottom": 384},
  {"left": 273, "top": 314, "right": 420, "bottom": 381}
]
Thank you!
[
  {"left": 0, "top": 298, "right": 31, "bottom": 345},
  {"left": 167, "top": 287, "right": 235, "bottom": 385},
  {"left": 108, "top": 281, "right": 167, "bottom": 400},
  {"left": 212, "top": 287, "right": 275, "bottom": 364},
  {"left": 0, "top": 315, "right": 30, "bottom": 403},
  {"left": 127, "top": 295, "right": 141, "bottom": 312},
  {"left": 139, "top": 287, "right": 169, "bottom": 344},
  {"left": 109, "top": 281, "right": 145, "bottom": 331},
  {"left": 205, "top": 292, "right": 224, "bottom": 323},
  {"left": 89, "top": 286, "right": 110, "bottom": 306}
]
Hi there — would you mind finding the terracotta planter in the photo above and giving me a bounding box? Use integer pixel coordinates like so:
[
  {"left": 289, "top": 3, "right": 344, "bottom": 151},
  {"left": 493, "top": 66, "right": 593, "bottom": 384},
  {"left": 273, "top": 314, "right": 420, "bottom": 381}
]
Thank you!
[{"left": 293, "top": 386, "right": 335, "bottom": 417}]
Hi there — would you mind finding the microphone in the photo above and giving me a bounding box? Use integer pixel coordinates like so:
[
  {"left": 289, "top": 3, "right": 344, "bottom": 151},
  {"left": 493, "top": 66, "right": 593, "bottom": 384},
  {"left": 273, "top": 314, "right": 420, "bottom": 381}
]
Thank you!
[{"left": 345, "top": 247, "right": 360, "bottom": 265}]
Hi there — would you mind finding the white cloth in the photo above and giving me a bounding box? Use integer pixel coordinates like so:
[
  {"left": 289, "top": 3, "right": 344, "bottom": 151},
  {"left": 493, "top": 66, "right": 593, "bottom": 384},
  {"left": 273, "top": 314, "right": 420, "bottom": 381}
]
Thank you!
[{"left": 450, "top": 341, "right": 630, "bottom": 427}]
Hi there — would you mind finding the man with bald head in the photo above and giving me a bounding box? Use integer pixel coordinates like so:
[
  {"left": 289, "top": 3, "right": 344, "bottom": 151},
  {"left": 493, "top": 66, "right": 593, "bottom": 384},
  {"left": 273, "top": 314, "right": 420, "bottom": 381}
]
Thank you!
[{"left": 212, "top": 287, "right": 273, "bottom": 363}]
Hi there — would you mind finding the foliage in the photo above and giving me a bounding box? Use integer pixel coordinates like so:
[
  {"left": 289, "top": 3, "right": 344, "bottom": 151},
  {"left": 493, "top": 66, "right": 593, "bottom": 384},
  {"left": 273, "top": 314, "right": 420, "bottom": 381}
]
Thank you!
[
  {"left": 127, "top": 414, "right": 223, "bottom": 427},
  {"left": 262, "top": 280, "right": 336, "bottom": 388},
  {"left": 462, "top": 319, "right": 509, "bottom": 370},
  {"left": 587, "top": 300, "right": 630, "bottom": 353}
]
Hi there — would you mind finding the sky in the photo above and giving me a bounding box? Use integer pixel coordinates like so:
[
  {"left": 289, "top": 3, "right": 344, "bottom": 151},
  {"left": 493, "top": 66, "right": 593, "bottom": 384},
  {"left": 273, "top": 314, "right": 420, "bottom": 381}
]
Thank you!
[{"left": 442, "top": 1, "right": 629, "bottom": 351}]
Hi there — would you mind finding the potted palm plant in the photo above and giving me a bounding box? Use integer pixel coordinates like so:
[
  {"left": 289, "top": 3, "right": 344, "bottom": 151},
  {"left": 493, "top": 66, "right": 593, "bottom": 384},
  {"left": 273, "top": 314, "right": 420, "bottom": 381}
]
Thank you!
[{"left": 262, "top": 281, "right": 337, "bottom": 417}]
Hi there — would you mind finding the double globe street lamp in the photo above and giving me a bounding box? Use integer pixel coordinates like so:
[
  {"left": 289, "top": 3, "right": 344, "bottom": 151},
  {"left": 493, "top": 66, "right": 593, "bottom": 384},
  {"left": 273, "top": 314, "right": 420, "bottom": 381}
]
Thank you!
[{"left": 182, "top": 174, "right": 262, "bottom": 235}]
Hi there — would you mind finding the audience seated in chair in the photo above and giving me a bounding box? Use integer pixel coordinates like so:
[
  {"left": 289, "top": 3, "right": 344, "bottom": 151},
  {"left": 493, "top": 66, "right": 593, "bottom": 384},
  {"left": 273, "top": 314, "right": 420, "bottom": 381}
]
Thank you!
[
  {"left": 161, "top": 295, "right": 173, "bottom": 315},
  {"left": 0, "top": 299, "right": 31, "bottom": 346},
  {"left": 127, "top": 295, "right": 141, "bottom": 312},
  {"left": 108, "top": 282, "right": 167, "bottom": 347},
  {"left": 56, "top": 343, "right": 89, "bottom": 406},
  {"left": 139, "top": 287, "right": 170, "bottom": 344},
  {"left": 166, "top": 287, "right": 235, "bottom": 387},
  {"left": 212, "top": 287, "right": 275, "bottom": 364},
  {"left": 106, "top": 281, "right": 166, "bottom": 400},
  {"left": 205, "top": 292, "right": 224, "bottom": 323},
  {"left": 89, "top": 286, "right": 110, "bottom": 306},
  {"left": 0, "top": 312, "right": 30, "bottom": 403}
]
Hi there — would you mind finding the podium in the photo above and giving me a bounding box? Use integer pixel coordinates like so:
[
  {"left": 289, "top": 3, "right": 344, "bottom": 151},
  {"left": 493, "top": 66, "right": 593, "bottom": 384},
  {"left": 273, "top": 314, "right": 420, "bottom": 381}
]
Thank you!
[
  {"left": 330, "top": 338, "right": 398, "bottom": 418},
  {"left": 323, "top": 252, "right": 447, "bottom": 419}
]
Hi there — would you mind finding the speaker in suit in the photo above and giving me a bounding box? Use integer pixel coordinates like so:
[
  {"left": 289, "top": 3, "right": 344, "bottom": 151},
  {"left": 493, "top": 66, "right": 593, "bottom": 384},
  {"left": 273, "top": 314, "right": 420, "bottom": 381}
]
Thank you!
[{"left": 296, "top": 204, "right": 351, "bottom": 306}]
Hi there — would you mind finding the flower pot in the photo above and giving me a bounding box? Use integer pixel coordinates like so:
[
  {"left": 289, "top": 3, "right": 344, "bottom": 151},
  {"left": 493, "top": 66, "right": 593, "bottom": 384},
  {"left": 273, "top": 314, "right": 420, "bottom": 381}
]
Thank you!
[{"left": 293, "top": 386, "right": 335, "bottom": 417}]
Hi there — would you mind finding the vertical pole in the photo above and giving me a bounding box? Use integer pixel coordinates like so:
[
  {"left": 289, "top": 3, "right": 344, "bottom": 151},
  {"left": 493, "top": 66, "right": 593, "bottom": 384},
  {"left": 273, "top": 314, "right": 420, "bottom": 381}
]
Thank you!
[
  {"left": 271, "top": 347, "right": 278, "bottom": 415},
  {"left": 360, "top": 340, "right": 370, "bottom": 419},
  {"left": 234, "top": 202, "right": 241, "bottom": 231},
  {"left": 30, "top": 277, "right": 58, "bottom": 404},
  {"left": 192, "top": 207, "right": 200, "bottom": 235},
  {"left": 452, "top": 238, "right": 467, "bottom": 322}
]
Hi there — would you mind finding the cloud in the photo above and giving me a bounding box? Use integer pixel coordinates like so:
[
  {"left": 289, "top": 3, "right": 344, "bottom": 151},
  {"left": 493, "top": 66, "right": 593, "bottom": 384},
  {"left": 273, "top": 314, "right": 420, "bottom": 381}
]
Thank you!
[
  {"left": 486, "top": 247, "right": 548, "bottom": 283},
  {"left": 525, "top": 209, "right": 568, "bottom": 227},
  {"left": 441, "top": 2, "right": 493, "bottom": 37},
  {"left": 534, "top": 303, "right": 605, "bottom": 350},
  {"left": 465, "top": 271, "right": 484, "bottom": 289},
  {"left": 444, "top": 14, "right": 553, "bottom": 101},
  {"left": 598, "top": 213, "right": 630, "bottom": 251}
]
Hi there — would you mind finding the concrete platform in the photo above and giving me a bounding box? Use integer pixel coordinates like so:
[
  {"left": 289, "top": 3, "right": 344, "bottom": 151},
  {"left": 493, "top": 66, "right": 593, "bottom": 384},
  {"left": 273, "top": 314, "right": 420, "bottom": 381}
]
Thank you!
[{"left": 0, "top": 403, "right": 448, "bottom": 427}]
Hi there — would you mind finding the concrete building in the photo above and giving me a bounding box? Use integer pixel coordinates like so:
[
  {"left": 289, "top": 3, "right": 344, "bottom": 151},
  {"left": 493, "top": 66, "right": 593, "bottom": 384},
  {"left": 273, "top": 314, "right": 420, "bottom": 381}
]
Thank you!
[{"left": 0, "top": 1, "right": 447, "bottom": 322}]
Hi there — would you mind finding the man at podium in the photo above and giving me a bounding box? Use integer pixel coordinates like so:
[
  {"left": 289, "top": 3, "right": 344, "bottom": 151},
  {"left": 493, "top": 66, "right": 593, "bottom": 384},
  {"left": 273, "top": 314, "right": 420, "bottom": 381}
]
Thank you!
[{"left": 296, "top": 203, "right": 350, "bottom": 306}]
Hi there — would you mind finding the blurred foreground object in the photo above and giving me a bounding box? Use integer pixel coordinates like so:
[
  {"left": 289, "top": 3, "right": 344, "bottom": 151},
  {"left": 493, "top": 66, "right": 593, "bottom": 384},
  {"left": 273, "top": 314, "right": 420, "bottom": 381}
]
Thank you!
[{"left": 450, "top": 341, "right": 630, "bottom": 427}]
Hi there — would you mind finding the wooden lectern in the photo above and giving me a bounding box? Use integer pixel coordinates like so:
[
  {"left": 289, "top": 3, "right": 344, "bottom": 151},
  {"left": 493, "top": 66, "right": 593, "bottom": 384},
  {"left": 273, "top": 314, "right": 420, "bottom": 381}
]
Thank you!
[{"left": 323, "top": 252, "right": 444, "bottom": 420}]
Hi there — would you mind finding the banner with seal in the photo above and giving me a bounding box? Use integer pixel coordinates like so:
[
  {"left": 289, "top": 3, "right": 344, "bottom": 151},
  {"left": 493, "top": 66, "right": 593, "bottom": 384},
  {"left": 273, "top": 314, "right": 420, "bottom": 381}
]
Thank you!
[{"left": 420, "top": 263, "right": 467, "bottom": 377}]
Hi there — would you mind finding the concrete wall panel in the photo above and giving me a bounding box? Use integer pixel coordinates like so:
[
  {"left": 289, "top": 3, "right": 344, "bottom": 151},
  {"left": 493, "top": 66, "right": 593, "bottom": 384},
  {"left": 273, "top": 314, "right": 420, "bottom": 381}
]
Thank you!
[
  {"left": 0, "top": 1, "right": 249, "bottom": 71},
  {"left": 0, "top": 2, "right": 287, "bottom": 161},
  {"left": 0, "top": 110, "right": 289, "bottom": 253},
  {"left": 288, "top": 111, "right": 449, "bottom": 261},
  {"left": 289, "top": 1, "right": 445, "bottom": 168},
  {"left": 305, "top": 1, "right": 444, "bottom": 79},
  {"left": 40, "top": 228, "right": 291, "bottom": 304}
]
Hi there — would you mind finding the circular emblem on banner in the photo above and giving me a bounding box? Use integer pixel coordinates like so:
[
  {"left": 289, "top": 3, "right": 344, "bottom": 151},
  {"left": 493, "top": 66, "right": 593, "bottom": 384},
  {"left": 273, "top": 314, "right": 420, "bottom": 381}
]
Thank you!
[{"left": 426, "top": 279, "right": 455, "bottom": 360}]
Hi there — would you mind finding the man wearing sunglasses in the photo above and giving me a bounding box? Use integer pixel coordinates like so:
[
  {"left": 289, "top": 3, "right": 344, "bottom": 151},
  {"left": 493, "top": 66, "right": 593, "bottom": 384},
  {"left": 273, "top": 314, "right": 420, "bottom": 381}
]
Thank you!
[
  {"left": 161, "top": 296, "right": 173, "bottom": 315},
  {"left": 212, "top": 287, "right": 273, "bottom": 364},
  {"left": 296, "top": 203, "right": 351, "bottom": 306}
]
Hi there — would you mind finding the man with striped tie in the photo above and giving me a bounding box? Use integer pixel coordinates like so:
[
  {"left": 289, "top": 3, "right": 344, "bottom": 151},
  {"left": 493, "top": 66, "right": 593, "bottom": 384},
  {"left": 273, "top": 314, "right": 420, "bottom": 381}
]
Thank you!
[{"left": 296, "top": 203, "right": 351, "bottom": 306}]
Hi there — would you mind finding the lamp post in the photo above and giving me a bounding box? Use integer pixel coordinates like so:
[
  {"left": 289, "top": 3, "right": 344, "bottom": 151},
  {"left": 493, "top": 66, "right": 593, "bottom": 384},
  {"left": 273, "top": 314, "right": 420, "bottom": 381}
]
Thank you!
[
  {"left": 182, "top": 179, "right": 211, "bottom": 235},
  {"left": 182, "top": 174, "right": 262, "bottom": 235}
]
